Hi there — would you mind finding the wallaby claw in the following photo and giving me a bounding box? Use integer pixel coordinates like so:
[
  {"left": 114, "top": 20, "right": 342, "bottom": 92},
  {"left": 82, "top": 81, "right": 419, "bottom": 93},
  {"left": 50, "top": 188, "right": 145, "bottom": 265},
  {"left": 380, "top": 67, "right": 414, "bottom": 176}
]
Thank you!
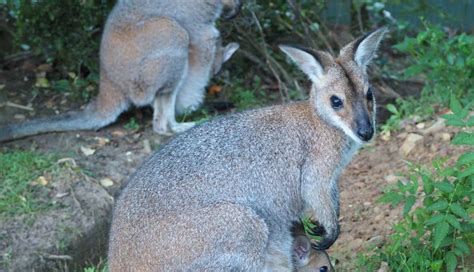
[{"left": 312, "top": 224, "right": 340, "bottom": 250}]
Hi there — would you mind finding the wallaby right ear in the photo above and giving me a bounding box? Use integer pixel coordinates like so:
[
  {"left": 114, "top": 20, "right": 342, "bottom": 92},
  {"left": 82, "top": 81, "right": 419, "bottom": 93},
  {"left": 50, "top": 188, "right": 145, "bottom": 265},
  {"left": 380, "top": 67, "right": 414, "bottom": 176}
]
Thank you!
[
  {"left": 279, "top": 45, "right": 324, "bottom": 82},
  {"left": 223, "top": 42, "right": 240, "bottom": 63}
]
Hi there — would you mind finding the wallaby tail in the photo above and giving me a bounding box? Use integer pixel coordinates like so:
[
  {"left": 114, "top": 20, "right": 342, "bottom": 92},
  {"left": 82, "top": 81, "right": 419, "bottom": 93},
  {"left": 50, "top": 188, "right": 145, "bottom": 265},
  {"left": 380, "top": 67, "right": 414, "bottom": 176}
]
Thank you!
[{"left": 0, "top": 93, "right": 129, "bottom": 142}]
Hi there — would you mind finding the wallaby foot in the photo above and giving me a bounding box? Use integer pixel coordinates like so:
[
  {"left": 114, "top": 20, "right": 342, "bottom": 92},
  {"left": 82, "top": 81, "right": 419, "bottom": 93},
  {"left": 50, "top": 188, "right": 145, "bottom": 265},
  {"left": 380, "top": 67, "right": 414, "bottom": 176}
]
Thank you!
[{"left": 170, "top": 121, "right": 196, "bottom": 134}]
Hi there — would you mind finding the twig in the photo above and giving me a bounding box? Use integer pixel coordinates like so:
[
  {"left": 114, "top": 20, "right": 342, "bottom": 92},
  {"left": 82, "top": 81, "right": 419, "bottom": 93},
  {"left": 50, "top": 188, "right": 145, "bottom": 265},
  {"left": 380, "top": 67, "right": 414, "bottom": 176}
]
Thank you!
[
  {"left": 6, "top": 101, "right": 34, "bottom": 111},
  {"left": 43, "top": 254, "right": 73, "bottom": 261}
]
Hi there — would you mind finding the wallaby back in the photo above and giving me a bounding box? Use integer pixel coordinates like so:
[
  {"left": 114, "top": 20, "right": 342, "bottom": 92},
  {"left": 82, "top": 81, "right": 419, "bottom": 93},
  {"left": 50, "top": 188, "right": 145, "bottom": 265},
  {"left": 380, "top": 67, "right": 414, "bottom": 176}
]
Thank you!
[
  {"left": 0, "top": 0, "right": 241, "bottom": 142},
  {"left": 108, "top": 28, "right": 387, "bottom": 271}
]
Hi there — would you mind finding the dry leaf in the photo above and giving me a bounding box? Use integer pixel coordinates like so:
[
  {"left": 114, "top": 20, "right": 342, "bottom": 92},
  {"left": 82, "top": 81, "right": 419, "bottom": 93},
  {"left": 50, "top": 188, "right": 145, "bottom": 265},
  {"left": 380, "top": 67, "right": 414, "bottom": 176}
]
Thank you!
[
  {"left": 112, "top": 130, "right": 126, "bottom": 137},
  {"left": 208, "top": 84, "right": 222, "bottom": 95},
  {"left": 80, "top": 146, "right": 96, "bottom": 156},
  {"left": 100, "top": 178, "right": 114, "bottom": 188}
]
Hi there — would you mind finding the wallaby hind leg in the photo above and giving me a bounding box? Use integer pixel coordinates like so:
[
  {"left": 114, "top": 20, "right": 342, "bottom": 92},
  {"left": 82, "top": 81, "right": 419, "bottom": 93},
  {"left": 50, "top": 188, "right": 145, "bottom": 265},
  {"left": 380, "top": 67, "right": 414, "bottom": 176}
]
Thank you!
[
  {"left": 109, "top": 203, "right": 269, "bottom": 271},
  {"left": 152, "top": 89, "right": 196, "bottom": 135}
]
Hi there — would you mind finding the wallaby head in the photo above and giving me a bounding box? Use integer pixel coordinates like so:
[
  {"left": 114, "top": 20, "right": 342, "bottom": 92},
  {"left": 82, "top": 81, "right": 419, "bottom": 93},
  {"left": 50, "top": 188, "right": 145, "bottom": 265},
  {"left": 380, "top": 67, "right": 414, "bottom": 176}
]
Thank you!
[
  {"left": 280, "top": 28, "right": 387, "bottom": 144},
  {"left": 212, "top": 42, "right": 239, "bottom": 75},
  {"left": 293, "top": 235, "right": 334, "bottom": 272},
  {"left": 221, "top": 0, "right": 243, "bottom": 20}
]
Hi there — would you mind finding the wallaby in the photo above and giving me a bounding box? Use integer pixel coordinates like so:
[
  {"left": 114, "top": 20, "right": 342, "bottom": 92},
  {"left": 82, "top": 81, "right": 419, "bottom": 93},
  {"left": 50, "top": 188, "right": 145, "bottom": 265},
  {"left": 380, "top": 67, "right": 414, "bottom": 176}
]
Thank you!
[
  {"left": 0, "top": 0, "right": 241, "bottom": 142},
  {"left": 108, "top": 28, "right": 387, "bottom": 271},
  {"left": 291, "top": 223, "right": 334, "bottom": 272}
]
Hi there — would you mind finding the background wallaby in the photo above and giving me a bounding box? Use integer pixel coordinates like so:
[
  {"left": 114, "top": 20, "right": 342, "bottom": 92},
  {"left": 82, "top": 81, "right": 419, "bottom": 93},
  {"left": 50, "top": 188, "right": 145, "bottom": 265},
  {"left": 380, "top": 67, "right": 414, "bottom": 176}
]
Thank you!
[
  {"left": 292, "top": 223, "right": 334, "bottom": 272},
  {"left": 108, "top": 28, "right": 387, "bottom": 271},
  {"left": 0, "top": 0, "right": 241, "bottom": 142}
]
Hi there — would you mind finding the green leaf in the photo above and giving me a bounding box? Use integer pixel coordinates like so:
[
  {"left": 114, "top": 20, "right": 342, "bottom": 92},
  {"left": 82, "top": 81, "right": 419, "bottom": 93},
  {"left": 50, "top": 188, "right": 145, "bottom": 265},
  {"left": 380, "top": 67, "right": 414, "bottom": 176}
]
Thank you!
[
  {"left": 452, "top": 132, "right": 474, "bottom": 146},
  {"left": 433, "top": 182, "right": 454, "bottom": 193},
  {"left": 459, "top": 167, "right": 474, "bottom": 178},
  {"left": 445, "top": 214, "right": 461, "bottom": 230},
  {"left": 427, "top": 200, "right": 449, "bottom": 211},
  {"left": 457, "top": 152, "right": 474, "bottom": 166},
  {"left": 449, "top": 94, "right": 463, "bottom": 116},
  {"left": 450, "top": 203, "right": 469, "bottom": 219},
  {"left": 454, "top": 240, "right": 471, "bottom": 255},
  {"left": 386, "top": 104, "right": 398, "bottom": 114},
  {"left": 445, "top": 251, "right": 457, "bottom": 272},
  {"left": 434, "top": 222, "right": 450, "bottom": 249},
  {"left": 425, "top": 214, "right": 445, "bottom": 225},
  {"left": 403, "top": 196, "right": 416, "bottom": 215}
]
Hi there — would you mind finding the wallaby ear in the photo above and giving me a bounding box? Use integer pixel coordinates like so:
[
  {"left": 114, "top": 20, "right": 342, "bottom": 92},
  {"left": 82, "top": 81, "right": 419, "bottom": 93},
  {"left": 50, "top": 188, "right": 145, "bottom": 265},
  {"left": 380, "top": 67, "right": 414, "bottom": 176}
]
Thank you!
[
  {"left": 223, "top": 43, "right": 240, "bottom": 63},
  {"left": 279, "top": 45, "right": 324, "bottom": 82},
  {"left": 351, "top": 27, "right": 388, "bottom": 68},
  {"left": 292, "top": 235, "right": 311, "bottom": 267}
]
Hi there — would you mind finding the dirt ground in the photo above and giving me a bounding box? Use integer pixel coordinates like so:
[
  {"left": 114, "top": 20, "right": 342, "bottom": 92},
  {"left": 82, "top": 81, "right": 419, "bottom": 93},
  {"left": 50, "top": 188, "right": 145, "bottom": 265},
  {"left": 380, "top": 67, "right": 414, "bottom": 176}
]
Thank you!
[{"left": 0, "top": 66, "right": 467, "bottom": 271}]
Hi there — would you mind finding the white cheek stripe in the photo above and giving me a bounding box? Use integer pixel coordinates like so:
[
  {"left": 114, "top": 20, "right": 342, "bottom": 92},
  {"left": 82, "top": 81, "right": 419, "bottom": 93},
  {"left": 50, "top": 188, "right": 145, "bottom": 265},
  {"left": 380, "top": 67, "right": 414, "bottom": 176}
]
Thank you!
[{"left": 316, "top": 98, "right": 364, "bottom": 145}]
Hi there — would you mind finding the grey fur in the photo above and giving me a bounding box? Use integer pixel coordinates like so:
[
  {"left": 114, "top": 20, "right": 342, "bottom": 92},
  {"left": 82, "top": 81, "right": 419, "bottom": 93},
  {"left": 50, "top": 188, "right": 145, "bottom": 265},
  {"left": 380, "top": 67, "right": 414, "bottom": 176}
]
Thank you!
[
  {"left": 108, "top": 28, "right": 386, "bottom": 271},
  {"left": 0, "top": 0, "right": 241, "bottom": 142}
]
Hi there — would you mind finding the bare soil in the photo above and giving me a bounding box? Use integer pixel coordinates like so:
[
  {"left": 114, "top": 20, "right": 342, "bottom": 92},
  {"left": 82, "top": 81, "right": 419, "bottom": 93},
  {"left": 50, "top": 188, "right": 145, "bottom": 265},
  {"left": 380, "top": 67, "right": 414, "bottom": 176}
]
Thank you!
[{"left": 0, "top": 66, "right": 466, "bottom": 271}]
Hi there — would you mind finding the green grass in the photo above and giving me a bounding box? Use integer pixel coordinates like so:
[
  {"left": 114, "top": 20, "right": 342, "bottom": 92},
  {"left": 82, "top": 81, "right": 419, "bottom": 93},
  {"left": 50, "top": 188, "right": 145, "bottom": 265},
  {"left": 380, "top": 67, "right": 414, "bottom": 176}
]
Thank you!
[{"left": 0, "top": 151, "right": 57, "bottom": 218}]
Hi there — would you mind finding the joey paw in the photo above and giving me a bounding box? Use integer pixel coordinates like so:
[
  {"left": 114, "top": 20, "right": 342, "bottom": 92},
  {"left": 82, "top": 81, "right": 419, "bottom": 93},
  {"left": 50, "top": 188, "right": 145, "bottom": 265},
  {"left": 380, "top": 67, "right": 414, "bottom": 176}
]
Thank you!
[{"left": 311, "top": 224, "right": 340, "bottom": 250}]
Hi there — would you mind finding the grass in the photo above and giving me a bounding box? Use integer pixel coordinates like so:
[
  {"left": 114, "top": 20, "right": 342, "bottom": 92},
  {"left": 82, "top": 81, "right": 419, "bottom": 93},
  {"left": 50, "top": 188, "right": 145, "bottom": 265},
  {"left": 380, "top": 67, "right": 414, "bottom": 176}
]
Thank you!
[{"left": 0, "top": 151, "right": 57, "bottom": 218}]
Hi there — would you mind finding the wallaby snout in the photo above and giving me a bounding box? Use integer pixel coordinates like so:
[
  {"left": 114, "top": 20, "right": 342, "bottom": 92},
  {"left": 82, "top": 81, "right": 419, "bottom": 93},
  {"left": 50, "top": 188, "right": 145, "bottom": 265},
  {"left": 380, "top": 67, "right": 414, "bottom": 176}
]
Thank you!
[{"left": 222, "top": 0, "right": 243, "bottom": 20}]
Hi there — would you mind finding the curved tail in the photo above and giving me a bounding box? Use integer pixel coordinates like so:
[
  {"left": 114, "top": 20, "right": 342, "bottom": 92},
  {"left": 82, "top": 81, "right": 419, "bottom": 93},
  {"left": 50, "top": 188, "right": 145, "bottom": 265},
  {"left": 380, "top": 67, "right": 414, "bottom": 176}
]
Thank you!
[{"left": 0, "top": 95, "right": 128, "bottom": 142}]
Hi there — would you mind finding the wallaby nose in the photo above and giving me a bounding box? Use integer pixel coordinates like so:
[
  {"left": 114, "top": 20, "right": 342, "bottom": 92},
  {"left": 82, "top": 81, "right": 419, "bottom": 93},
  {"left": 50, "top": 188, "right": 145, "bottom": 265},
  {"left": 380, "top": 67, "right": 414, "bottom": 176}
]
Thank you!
[{"left": 357, "top": 124, "right": 374, "bottom": 141}]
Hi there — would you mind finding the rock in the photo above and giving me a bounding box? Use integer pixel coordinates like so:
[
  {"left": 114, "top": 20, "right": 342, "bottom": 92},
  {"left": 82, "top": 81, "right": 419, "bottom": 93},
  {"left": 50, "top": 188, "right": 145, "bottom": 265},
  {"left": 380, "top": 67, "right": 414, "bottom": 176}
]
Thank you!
[
  {"left": 14, "top": 114, "right": 26, "bottom": 120},
  {"left": 380, "top": 131, "right": 391, "bottom": 141},
  {"left": 396, "top": 132, "right": 408, "bottom": 139},
  {"left": 347, "top": 238, "right": 363, "bottom": 251},
  {"left": 378, "top": 262, "right": 389, "bottom": 272},
  {"left": 416, "top": 122, "right": 426, "bottom": 129},
  {"left": 99, "top": 178, "right": 114, "bottom": 188},
  {"left": 422, "top": 118, "right": 446, "bottom": 135},
  {"left": 143, "top": 139, "right": 152, "bottom": 154},
  {"left": 80, "top": 146, "right": 96, "bottom": 156},
  {"left": 368, "top": 235, "right": 384, "bottom": 247},
  {"left": 434, "top": 132, "right": 451, "bottom": 142},
  {"left": 400, "top": 133, "right": 423, "bottom": 156},
  {"left": 384, "top": 174, "right": 399, "bottom": 184}
]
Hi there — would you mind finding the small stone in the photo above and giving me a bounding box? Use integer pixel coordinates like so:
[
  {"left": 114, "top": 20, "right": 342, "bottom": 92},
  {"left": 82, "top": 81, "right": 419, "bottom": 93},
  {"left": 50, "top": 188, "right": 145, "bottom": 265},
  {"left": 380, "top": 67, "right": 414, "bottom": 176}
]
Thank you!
[
  {"left": 94, "top": 136, "right": 110, "bottom": 146},
  {"left": 422, "top": 118, "right": 446, "bottom": 135},
  {"left": 400, "top": 133, "right": 423, "bottom": 156},
  {"left": 347, "top": 238, "right": 363, "bottom": 251},
  {"left": 380, "top": 131, "right": 391, "bottom": 141},
  {"left": 368, "top": 235, "right": 384, "bottom": 247},
  {"left": 80, "top": 146, "right": 96, "bottom": 156},
  {"left": 378, "top": 262, "right": 389, "bottom": 272},
  {"left": 396, "top": 132, "right": 408, "bottom": 139},
  {"left": 100, "top": 178, "right": 114, "bottom": 188},
  {"left": 440, "top": 133, "right": 451, "bottom": 142},
  {"left": 416, "top": 122, "right": 425, "bottom": 129},
  {"left": 384, "top": 174, "right": 399, "bottom": 184},
  {"left": 143, "top": 139, "right": 152, "bottom": 154},
  {"left": 14, "top": 114, "right": 26, "bottom": 120},
  {"left": 363, "top": 202, "right": 371, "bottom": 207}
]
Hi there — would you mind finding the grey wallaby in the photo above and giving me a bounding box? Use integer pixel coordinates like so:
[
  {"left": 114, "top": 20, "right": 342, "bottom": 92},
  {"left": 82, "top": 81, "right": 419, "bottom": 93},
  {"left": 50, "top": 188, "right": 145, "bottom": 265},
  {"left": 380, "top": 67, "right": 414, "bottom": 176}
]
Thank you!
[
  {"left": 108, "top": 28, "right": 387, "bottom": 271},
  {"left": 291, "top": 224, "right": 334, "bottom": 272},
  {"left": 0, "top": 0, "right": 241, "bottom": 142}
]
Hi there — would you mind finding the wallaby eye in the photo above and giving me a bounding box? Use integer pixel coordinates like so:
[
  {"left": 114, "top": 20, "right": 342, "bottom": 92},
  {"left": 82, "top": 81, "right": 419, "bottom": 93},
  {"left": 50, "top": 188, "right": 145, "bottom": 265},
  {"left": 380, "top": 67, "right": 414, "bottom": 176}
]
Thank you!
[
  {"left": 320, "top": 266, "right": 328, "bottom": 272},
  {"left": 366, "top": 87, "right": 374, "bottom": 101},
  {"left": 330, "top": 96, "right": 343, "bottom": 110}
]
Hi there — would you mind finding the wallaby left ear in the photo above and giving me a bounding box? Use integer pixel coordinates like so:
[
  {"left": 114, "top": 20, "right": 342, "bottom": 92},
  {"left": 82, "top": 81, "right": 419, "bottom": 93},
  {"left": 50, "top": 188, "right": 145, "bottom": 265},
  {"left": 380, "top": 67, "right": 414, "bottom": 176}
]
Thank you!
[
  {"left": 223, "top": 42, "right": 240, "bottom": 63},
  {"left": 348, "top": 27, "right": 388, "bottom": 69}
]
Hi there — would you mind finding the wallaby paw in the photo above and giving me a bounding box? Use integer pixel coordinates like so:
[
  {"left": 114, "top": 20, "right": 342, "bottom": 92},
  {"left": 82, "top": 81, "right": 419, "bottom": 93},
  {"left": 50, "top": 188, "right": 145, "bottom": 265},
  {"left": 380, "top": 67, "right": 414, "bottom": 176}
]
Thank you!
[
  {"left": 311, "top": 224, "right": 340, "bottom": 250},
  {"left": 170, "top": 122, "right": 196, "bottom": 134}
]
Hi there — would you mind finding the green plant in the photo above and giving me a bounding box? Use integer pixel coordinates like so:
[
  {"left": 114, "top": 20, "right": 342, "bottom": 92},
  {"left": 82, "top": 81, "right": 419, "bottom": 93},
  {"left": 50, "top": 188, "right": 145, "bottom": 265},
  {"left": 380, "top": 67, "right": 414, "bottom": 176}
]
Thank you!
[
  {"left": 393, "top": 25, "right": 474, "bottom": 110},
  {"left": 0, "top": 151, "right": 57, "bottom": 218},
  {"left": 123, "top": 117, "right": 139, "bottom": 131},
  {"left": 363, "top": 96, "right": 474, "bottom": 271}
]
